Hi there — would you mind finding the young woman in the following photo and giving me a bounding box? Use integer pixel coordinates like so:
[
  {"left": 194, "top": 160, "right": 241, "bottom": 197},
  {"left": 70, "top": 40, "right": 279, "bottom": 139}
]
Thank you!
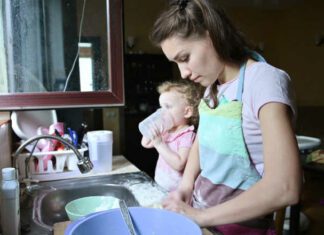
[
  {"left": 141, "top": 80, "right": 202, "bottom": 192},
  {"left": 150, "top": 0, "right": 302, "bottom": 234}
]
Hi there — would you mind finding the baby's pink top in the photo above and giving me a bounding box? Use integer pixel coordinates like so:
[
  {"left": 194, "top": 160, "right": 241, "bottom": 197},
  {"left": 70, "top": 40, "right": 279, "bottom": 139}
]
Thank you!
[
  {"left": 154, "top": 125, "right": 195, "bottom": 191},
  {"left": 213, "top": 62, "right": 296, "bottom": 175}
]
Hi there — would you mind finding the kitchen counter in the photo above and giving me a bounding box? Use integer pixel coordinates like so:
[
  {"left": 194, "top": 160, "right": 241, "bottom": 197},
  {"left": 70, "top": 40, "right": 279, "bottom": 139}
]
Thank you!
[
  {"left": 52, "top": 170, "right": 168, "bottom": 235},
  {"left": 49, "top": 155, "right": 165, "bottom": 234},
  {"left": 21, "top": 155, "right": 167, "bottom": 235},
  {"left": 110, "top": 157, "right": 168, "bottom": 207},
  {"left": 22, "top": 155, "right": 213, "bottom": 235}
]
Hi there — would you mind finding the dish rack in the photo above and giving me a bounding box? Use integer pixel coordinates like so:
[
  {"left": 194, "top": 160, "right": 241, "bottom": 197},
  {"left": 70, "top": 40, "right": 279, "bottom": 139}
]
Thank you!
[{"left": 16, "top": 146, "right": 88, "bottom": 181}]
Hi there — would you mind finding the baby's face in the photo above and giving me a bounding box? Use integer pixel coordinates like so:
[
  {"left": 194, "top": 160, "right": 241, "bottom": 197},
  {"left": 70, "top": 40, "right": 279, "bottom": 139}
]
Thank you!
[{"left": 159, "top": 90, "right": 190, "bottom": 127}]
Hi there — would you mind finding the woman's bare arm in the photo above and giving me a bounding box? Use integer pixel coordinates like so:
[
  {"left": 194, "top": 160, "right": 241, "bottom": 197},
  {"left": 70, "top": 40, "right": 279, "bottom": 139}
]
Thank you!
[{"left": 164, "top": 103, "right": 302, "bottom": 227}]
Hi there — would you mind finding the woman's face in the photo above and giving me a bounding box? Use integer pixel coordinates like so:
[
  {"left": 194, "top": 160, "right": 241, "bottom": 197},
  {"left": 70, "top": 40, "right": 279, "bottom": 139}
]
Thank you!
[{"left": 161, "top": 34, "right": 225, "bottom": 87}]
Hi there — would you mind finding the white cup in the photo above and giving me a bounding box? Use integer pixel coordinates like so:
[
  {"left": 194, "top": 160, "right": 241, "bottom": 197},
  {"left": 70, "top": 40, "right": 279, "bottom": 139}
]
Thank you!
[{"left": 138, "top": 108, "right": 174, "bottom": 139}]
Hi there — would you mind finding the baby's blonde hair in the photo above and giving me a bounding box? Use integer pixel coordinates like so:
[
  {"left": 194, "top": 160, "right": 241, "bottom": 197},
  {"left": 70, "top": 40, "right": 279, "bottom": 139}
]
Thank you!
[{"left": 157, "top": 80, "right": 204, "bottom": 127}]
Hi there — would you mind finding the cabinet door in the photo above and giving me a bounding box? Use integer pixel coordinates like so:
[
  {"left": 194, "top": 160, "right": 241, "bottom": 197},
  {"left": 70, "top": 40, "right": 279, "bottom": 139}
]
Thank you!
[
  {"left": 124, "top": 54, "right": 173, "bottom": 114},
  {"left": 124, "top": 54, "right": 173, "bottom": 177}
]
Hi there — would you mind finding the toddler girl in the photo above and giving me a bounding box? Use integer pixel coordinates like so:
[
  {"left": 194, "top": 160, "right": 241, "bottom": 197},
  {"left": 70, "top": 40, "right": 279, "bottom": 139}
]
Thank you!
[{"left": 141, "top": 80, "right": 202, "bottom": 192}]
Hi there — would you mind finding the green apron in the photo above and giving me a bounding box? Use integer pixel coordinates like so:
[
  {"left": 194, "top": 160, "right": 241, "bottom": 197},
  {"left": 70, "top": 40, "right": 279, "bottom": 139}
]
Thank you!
[{"left": 193, "top": 56, "right": 275, "bottom": 234}]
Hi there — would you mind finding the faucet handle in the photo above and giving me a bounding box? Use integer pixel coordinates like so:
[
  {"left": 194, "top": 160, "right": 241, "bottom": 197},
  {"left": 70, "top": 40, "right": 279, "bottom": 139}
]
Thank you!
[{"left": 22, "top": 178, "right": 39, "bottom": 186}]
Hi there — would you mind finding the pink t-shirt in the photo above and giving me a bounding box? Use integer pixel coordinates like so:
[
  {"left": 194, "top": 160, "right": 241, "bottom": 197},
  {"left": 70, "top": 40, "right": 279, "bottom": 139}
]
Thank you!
[
  {"left": 154, "top": 125, "right": 195, "bottom": 191},
  {"left": 210, "top": 62, "right": 296, "bottom": 175}
]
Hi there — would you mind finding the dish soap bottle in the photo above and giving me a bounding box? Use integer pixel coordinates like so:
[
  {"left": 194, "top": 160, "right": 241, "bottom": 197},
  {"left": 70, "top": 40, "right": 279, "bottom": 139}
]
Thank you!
[{"left": 1, "top": 167, "right": 20, "bottom": 235}]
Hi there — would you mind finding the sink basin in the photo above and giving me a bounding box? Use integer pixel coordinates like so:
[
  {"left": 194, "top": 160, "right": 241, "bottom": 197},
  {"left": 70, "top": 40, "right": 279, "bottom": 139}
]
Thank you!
[
  {"left": 21, "top": 172, "right": 150, "bottom": 235},
  {"left": 38, "top": 184, "right": 137, "bottom": 228}
]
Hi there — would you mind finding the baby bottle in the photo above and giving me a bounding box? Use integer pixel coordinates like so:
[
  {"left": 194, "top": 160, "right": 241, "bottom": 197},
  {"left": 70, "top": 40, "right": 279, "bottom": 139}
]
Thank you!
[{"left": 138, "top": 108, "right": 174, "bottom": 139}]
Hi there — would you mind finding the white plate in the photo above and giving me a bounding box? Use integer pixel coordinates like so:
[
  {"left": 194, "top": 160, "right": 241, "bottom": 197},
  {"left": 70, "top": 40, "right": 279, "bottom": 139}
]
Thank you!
[
  {"left": 296, "top": 135, "right": 321, "bottom": 151},
  {"left": 11, "top": 110, "right": 57, "bottom": 140}
]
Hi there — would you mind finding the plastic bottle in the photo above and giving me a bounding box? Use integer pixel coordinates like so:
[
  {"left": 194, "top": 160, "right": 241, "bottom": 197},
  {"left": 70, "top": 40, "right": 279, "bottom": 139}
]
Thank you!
[
  {"left": 138, "top": 108, "right": 174, "bottom": 139},
  {"left": 1, "top": 167, "right": 20, "bottom": 235},
  {"left": 87, "top": 131, "right": 113, "bottom": 173}
]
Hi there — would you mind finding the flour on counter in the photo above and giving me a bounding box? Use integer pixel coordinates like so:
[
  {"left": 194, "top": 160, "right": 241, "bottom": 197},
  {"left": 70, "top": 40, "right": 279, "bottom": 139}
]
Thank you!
[{"left": 125, "top": 181, "right": 167, "bottom": 207}]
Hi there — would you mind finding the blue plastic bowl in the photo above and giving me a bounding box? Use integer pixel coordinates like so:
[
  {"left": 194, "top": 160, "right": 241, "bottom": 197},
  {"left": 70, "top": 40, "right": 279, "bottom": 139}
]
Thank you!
[{"left": 65, "top": 207, "right": 202, "bottom": 235}]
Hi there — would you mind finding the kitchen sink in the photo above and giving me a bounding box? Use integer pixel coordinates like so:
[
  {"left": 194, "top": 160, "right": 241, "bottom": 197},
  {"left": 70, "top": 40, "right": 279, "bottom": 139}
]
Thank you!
[
  {"left": 20, "top": 172, "right": 149, "bottom": 235},
  {"left": 38, "top": 184, "right": 137, "bottom": 228}
]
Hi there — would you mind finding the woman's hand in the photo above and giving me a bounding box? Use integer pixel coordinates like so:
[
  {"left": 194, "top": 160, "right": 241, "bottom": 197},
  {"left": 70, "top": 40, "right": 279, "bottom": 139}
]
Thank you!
[
  {"left": 171, "top": 183, "right": 194, "bottom": 203},
  {"left": 162, "top": 183, "right": 194, "bottom": 212},
  {"left": 163, "top": 192, "right": 203, "bottom": 225}
]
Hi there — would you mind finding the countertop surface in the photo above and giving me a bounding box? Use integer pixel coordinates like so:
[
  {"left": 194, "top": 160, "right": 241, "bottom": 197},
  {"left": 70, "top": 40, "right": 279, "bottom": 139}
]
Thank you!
[
  {"left": 22, "top": 155, "right": 167, "bottom": 235},
  {"left": 24, "top": 155, "right": 213, "bottom": 235}
]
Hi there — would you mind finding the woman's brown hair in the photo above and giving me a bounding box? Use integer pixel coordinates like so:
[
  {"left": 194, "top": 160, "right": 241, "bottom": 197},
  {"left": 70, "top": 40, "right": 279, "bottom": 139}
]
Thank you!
[
  {"left": 150, "top": 0, "right": 251, "bottom": 65},
  {"left": 151, "top": 0, "right": 251, "bottom": 106}
]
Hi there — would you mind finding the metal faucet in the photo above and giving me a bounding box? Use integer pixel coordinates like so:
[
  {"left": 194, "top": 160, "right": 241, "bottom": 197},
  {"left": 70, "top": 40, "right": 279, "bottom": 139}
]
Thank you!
[{"left": 13, "top": 134, "right": 93, "bottom": 188}]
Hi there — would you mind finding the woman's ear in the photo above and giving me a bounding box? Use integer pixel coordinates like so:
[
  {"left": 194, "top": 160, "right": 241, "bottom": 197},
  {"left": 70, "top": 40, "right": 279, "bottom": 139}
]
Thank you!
[{"left": 184, "top": 106, "right": 194, "bottom": 119}]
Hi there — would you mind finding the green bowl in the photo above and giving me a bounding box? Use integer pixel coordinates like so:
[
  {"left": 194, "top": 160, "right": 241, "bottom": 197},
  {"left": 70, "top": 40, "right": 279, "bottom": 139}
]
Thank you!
[{"left": 65, "top": 196, "right": 119, "bottom": 221}]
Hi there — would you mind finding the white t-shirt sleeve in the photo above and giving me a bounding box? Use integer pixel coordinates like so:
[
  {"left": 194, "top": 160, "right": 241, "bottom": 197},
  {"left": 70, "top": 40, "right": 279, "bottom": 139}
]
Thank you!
[{"left": 248, "top": 63, "right": 296, "bottom": 119}]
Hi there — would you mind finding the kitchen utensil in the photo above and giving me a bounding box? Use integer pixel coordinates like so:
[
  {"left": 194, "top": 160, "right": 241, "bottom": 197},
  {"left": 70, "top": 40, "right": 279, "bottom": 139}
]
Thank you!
[
  {"left": 64, "top": 207, "right": 202, "bottom": 235},
  {"left": 65, "top": 196, "right": 119, "bottom": 221},
  {"left": 119, "top": 200, "right": 137, "bottom": 235},
  {"left": 11, "top": 110, "right": 57, "bottom": 140}
]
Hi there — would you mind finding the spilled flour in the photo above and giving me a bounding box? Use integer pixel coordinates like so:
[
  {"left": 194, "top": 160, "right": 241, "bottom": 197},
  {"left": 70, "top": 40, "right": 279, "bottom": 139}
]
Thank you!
[{"left": 124, "top": 181, "right": 167, "bottom": 207}]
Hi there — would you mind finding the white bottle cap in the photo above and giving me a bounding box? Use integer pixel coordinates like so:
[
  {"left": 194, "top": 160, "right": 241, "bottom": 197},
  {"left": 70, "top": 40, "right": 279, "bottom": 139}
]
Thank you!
[{"left": 2, "top": 167, "right": 16, "bottom": 181}]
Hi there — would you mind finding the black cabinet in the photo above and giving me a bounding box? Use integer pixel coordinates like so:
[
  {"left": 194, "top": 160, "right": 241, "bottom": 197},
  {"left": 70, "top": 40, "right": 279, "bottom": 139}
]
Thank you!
[{"left": 124, "top": 54, "right": 173, "bottom": 177}]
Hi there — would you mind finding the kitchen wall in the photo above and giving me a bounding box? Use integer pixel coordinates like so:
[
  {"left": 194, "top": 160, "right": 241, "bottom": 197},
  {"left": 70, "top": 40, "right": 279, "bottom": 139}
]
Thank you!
[
  {"left": 56, "top": 107, "right": 124, "bottom": 155},
  {"left": 124, "top": 0, "right": 324, "bottom": 142},
  {"left": 225, "top": 0, "right": 324, "bottom": 107}
]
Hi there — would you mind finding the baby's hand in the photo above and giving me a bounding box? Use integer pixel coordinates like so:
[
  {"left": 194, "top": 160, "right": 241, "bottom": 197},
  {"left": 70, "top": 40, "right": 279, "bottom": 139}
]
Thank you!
[
  {"left": 152, "top": 134, "right": 163, "bottom": 146},
  {"left": 149, "top": 122, "right": 163, "bottom": 146},
  {"left": 141, "top": 136, "right": 151, "bottom": 146}
]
